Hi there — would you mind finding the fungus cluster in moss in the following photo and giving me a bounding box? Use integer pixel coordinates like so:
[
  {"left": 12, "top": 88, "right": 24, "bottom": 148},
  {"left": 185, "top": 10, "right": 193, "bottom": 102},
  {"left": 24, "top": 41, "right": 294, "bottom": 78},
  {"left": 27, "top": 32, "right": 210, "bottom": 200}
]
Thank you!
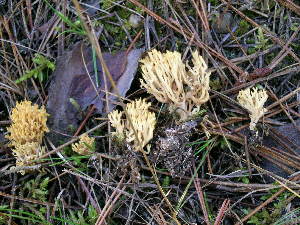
[
  {"left": 6, "top": 100, "right": 49, "bottom": 174},
  {"left": 140, "top": 49, "right": 211, "bottom": 121},
  {"left": 108, "top": 98, "right": 156, "bottom": 152}
]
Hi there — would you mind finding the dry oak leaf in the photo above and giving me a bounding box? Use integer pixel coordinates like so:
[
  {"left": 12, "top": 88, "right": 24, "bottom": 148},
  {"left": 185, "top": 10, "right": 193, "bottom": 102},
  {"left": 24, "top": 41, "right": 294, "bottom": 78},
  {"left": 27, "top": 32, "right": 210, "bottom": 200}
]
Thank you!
[{"left": 47, "top": 42, "right": 143, "bottom": 141}]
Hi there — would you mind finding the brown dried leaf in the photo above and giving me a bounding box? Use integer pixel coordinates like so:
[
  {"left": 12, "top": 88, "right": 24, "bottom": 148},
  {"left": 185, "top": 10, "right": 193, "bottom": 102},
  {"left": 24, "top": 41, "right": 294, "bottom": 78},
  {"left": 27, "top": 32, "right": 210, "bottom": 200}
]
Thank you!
[
  {"left": 47, "top": 42, "right": 143, "bottom": 141},
  {"left": 261, "top": 120, "right": 300, "bottom": 181}
]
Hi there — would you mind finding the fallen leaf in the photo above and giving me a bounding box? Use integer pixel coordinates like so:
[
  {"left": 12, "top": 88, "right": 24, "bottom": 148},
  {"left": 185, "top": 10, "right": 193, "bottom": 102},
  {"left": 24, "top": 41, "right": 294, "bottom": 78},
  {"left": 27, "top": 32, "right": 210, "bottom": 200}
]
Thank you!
[
  {"left": 47, "top": 42, "right": 143, "bottom": 141},
  {"left": 261, "top": 120, "right": 300, "bottom": 181}
]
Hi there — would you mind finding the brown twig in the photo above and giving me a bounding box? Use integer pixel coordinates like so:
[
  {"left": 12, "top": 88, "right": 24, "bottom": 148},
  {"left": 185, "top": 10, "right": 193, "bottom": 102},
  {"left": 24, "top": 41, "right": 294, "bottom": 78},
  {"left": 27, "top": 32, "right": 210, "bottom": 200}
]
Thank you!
[
  {"left": 235, "top": 174, "right": 300, "bottom": 225},
  {"left": 214, "top": 199, "right": 230, "bottom": 225}
]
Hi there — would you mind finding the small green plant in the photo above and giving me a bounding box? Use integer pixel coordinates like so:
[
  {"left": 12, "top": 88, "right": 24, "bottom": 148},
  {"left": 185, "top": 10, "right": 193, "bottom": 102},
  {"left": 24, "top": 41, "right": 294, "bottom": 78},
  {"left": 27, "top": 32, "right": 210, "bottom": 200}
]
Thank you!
[
  {"left": 68, "top": 205, "right": 98, "bottom": 225},
  {"left": 102, "top": 0, "right": 117, "bottom": 9},
  {"left": 23, "top": 175, "right": 49, "bottom": 202},
  {"left": 51, "top": 145, "right": 92, "bottom": 172},
  {"left": 235, "top": 20, "right": 251, "bottom": 36},
  {"left": 290, "top": 23, "right": 300, "bottom": 31},
  {"left": 207, "top": 0, "right": 220, "bottom": 5},
  {"left": 234, "top": 170, "right": 250, "bottom": 184},
  {"left": 0, "top": 215, "right": 5, "bottom": 225},
  {"left": 15, "top": 54, "right": 55, "bottom": 83},
  {"left": 242, "top": 188, "right": 293, "bottom": 224},
  {"left": 255, "top": 28, "right": 271, "bottom": 50},
  {"left": 162, "top": 175, "right": 171, "bottom": 192},
  {"left": 187, "top": 139, "right": 213, "bottom": 156},
  {"left": 44, "top": 0, "right": 86, "bottom": 36},
  {"left": 0, "top": 208, "right": 50, "bottom": 224},
  {"left": 0, "top": 206, "right": 9, "bottom": 225},
  {"left": 248, "top": 27, "right": 272, "bottom": 54},
  {"left": 244, "top": 208, "right": 272, "bottom": 225}
]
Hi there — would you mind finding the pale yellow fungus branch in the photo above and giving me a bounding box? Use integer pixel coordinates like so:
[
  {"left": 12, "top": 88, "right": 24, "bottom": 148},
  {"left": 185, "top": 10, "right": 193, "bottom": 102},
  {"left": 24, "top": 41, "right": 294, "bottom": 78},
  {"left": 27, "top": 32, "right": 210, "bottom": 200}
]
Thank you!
[
  {"left": 125, "top": 99, "right": 156, "bottom": 152},
  {"left": 108, "top": 99, "right": 156, "bottom": 152},
  {"left": 237, "top": 87, "right": 268, "bottom": 130},
  {"left": 108, "top": 110, "right": 125, "bottom": 141},
  {"left": 72, "top": 133, "right": 95, "bottom": 155},
  {"left": 6, "top": 100, "right": 49, "bottom": 145},
  {"left": 140, "top": 49, "right": 210, "bottom": 121},
  {"left": 6, "top": 100, "right": 49, "bottom": 174},
  {"left": 12, "top": 142, "right": 45, "bottom": 175}
]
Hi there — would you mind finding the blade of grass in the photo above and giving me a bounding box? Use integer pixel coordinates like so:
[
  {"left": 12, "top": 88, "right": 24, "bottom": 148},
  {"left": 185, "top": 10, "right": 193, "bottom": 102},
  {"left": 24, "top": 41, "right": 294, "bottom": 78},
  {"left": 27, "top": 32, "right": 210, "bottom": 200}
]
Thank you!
[
  {"left": 43, "top": 0, "right": 86, "bottom": 35},
  {"left": 0, "top": 209, "right": 50, "bottom": 224}
]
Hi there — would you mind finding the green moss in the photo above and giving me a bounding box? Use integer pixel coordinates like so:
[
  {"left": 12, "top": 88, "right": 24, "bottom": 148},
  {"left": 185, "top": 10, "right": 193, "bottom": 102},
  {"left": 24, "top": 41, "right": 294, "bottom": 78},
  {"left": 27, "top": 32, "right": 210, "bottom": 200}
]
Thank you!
[
  {"left": 207, "top": 0, "right": 220, "bottom": 5},
  {"left": 235, "top": 20, "right": 251, "bottom": 36},
  {"left": 97, "top": 1, "right": 149, "bottom": 49},
  {"left": 247, "top": 47, "right": 256, "bottom": 54},
  {"left": 68, "top": 205, "right": 98, "bottom": 225},
  {"left": 210, "top": 77, "right": 222, "bottom": 91},
  {"left": 265, "top": 53, "right": 275, "bottom": 65},
  {"left": 246, "top": 39, "right": 255, "bottom": 44},
  {"left": 23, "top": 175, "right": 49, "bottom": 202},
  {"left": 292, "top": 43, "right": 300, "bottom": 51}
]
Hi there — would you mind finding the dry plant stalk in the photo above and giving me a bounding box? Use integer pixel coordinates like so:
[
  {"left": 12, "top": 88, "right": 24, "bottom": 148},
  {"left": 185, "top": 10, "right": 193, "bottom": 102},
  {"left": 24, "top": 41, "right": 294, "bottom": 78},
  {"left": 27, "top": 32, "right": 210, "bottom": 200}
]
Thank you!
[
  {"left": 72, "top": 133, "right": 95, "bottom": 155},
  {"left": 140, "top": 49, "right": 211, "bottom": 121},
  {"left": 237, "top": 87, "right": 268, "bottom": 130},
  {"left": 5, "top": 100, "right": 49, "bottom": 174},
  {"left": 108, "top": 99, "right": 156, "bottom": 152}
]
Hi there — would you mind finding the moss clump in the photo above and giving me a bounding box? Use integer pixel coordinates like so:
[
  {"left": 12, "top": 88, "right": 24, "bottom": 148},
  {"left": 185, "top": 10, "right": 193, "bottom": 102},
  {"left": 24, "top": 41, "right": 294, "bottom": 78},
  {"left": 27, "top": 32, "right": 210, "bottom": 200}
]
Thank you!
[{"left": 235, "top": 20, "right": 251, "bottom": 36}]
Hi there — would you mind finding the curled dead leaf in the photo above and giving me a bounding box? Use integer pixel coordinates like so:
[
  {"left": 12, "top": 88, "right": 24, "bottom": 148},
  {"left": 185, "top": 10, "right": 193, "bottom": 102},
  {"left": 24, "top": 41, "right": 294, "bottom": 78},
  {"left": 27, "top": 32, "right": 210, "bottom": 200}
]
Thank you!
[{"left": 47, "top": 42, "right": 143, "bottom": 142}]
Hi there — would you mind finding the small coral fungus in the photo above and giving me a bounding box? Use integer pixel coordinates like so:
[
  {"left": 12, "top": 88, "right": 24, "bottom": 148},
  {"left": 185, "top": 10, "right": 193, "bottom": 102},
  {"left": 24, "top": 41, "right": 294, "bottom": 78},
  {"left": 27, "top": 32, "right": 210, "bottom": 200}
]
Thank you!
[
  {"left": 125, "top": 99, "right": 156, "bottom": 152},
  {"left": 72, "top": 133, "right": 95, "bottom": 155},
  {"left": 140, "top": 49, "right": 210, "bottom": 121},
  {"left": 237, "top": 87, "right": 268, "bottom": 130},
  {"left": 12, "top": 142, "right": 45, "bottom": 175},
  {"left": 6, "top": 100, "right": 49, "bottom": 145},
  {"left": 108, "top": 99, "right": 156, "bottom": 152},
  {"left": 6, "top": 100, "right": 49, "bottom": 174},
  {"left": 108, "top": 110, "right": 125, "bottom": 141}
]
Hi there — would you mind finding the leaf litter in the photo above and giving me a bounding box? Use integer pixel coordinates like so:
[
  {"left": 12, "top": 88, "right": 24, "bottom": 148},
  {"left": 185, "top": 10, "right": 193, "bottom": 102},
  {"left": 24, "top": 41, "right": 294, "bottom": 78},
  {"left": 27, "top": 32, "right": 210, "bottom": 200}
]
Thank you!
[{"left": 47, "top": 41, "right": 143, "bottom": 141}]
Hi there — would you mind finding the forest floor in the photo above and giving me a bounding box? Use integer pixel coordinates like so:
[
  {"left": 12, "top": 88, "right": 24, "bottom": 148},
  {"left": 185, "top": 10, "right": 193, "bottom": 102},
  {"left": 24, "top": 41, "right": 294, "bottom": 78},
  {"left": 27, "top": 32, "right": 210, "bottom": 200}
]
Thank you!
[{"left": 1, "top": 0, "right": 300, "bottom": 224}]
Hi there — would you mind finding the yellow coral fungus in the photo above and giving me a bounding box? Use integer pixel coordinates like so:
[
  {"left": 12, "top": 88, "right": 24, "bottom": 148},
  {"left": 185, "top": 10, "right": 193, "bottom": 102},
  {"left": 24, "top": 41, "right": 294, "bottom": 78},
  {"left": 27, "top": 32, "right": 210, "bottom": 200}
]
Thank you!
[
  {"left": 72, "top": 133, "right": 95, "bottom": 155},
  {"left": 140, "top": 49, "right": 211, "bottom": 121},
  {"left": 108, "top": 110, "right": 125, "bottom": 141},
  {"left": 125, "top": 99, "right": 156, "bottom": 152},
  {"left": 237, "top": 87, "right": 268, "bottom": 130},
  {"left": 108, "top": 99, "right": 156, "bottom": 152},
  {"left": 12, "top": 142, "right": 45, "bottom": 175},
  {"left": 6, "top": 100, "right": 49, "bottom": 145}
]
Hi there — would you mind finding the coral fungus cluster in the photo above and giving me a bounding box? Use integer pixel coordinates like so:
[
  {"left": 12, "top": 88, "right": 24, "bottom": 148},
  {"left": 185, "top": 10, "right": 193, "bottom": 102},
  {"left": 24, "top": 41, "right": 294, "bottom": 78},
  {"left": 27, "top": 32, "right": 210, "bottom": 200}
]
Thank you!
[
  {"left": 72, "top": 133, "right": 95, "bottom": 155},
  {"left": 237, "top": 87, "right": 268, "bottom": 130},
  {"left": 140, "top": 49, "right": 211, "bottom": 121},
  {"left": 12, "top": 142, "right": 46, "bottom": 171},
  {"left": 108, "top": 98, "right": 156, "bottom": 152},
  {"left": 6, "top": 100, "right": 49, "bottom": 145},
  {"left": 6, "top": 100, "right": 49, "bottom": 174}
]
